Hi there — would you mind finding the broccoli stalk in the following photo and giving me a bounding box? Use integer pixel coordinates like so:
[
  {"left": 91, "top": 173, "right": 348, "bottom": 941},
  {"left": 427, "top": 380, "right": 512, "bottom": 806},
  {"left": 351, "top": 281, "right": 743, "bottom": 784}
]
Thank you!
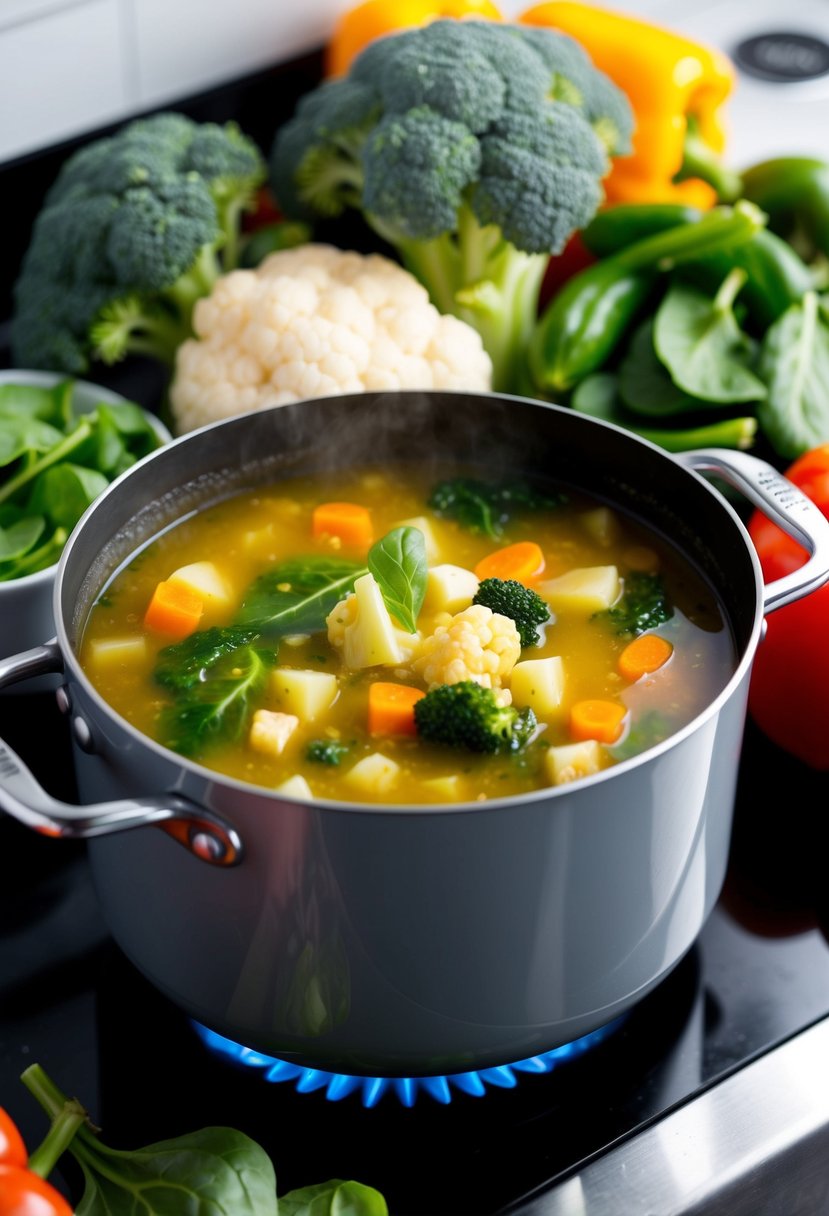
[
  {"left": 271, "top": 21, "right": 633, "bottom": 392},
  {"left": 13, "top": 114, "right": 266, "bottom": 375},
  {"left": 414, "top": 680, "right": 536, "bottom": 754}
]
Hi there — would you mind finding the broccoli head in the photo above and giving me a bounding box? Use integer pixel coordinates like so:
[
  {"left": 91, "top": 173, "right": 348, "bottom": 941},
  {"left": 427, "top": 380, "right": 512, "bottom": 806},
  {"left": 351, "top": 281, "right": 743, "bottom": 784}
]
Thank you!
[
  {"left": 473, "top": 578, "right": 551, "bottom": 647},
  {"left": 13, "top": 113, "right": 266, "bottom": 374},
  {"left": 270, "top": 20, "right": 633, "bottom": 389},
  {"left": 414, "top": 680, "right": 536, "bottom": 753}
]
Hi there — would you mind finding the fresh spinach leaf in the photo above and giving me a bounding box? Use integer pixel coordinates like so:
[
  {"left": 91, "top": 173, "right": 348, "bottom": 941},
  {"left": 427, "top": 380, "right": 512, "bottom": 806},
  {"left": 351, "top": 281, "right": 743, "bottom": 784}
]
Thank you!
[
  {"left": 428, "top": 478, "right": 566, "bottom": 540},
  {"left": 0, "top": 528, "right": 67, "bottom": 581},
  {"left": 594, "top": 572, "right": 673, "bottom": 637},
  {"left": 0, "top": 416, "right": 66, "bottom": 466},
  {"left": 757, "top": 290, "right": 829, "bottom": 458},
  {"left": 23, "top": 1063, "right": 279, "bottom": 1216},
  {"left": 619, "top": 320, "right": 711, "bottom": 417},
  {"left": 367, "top": 525, "right": 427, "bottom": 633},
  {"left": 240, "top": 556, "right": 365, "bottom": 635},
  {"left": 654, "top": 270, "right": 767, "bottom": 403},
  {"left": 28, "top": 464, "right": 109, "bottom": 530},
  {"left": 0, "top": 515, "right": 45, "bottom": 562},
  {"left": 279, "top": 1179, "right": 388, "bottom": 1216},
  {"left": 155, "top": 625, "right": 262, "bottom": 692},
  {"left": 159, "top": 646, "right": 274, "bottom": 755}
]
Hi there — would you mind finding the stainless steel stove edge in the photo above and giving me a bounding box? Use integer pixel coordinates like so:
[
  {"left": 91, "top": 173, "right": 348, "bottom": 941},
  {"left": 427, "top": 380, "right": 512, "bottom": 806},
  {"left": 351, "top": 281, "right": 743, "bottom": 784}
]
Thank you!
[{"left": 515, "top": 1014, "right": 829, "bottom": 1216}]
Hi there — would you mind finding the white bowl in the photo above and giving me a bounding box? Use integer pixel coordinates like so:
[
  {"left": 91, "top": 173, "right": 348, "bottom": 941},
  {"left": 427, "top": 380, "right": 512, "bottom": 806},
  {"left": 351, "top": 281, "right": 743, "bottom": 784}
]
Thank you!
[{"left": 0, "top": 370, "right": 171, "bottom": 681}]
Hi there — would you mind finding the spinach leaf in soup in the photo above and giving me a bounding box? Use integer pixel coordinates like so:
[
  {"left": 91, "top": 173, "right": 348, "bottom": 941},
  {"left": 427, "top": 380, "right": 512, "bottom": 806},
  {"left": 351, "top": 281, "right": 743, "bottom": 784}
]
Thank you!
[
  {"left": 159, "top": 645, "right": 275, "bottom": 756},
  {"left": 595, "top": 572, "right": 673, "bottom": 638},
  {"left": 155, "top": 625, "right": 263, "bottom": 692},
  {"left": 240, "top": 556, "right": 365, "bottom": 635},
  {"left": 428, "top": 477, "right": 566, "bottom": 540}
]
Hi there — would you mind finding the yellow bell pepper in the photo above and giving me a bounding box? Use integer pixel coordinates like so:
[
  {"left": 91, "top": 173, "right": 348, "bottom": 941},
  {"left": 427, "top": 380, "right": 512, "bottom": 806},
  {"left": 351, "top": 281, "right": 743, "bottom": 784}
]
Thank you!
[
  {"left": 519, "top": 1, "right": 737, "bottom": 207},
  {"left": 326, "top": 0, "right": 503, "bottom": 78}
]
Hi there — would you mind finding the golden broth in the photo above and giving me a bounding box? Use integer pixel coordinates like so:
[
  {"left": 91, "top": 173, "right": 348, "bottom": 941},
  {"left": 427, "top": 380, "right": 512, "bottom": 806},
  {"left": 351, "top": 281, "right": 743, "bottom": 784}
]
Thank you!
[{"left": 80, "top": 466, "right": 735, "bottom": 804}]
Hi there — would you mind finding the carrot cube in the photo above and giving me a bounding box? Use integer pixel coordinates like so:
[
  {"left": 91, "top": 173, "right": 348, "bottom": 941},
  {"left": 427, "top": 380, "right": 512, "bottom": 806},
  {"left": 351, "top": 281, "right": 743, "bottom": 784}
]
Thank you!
[
  {"left": 368, "top": 681, "right": 425, "bottom": 736},
  {"left": 144, "top": 580, "right": 203, "bottom": 639},
  {"left": 312, "top": 502, "right": 373, "bottom": 550},
  {"left": 569, "top": 699, "right": 627, "bottom": 745}
]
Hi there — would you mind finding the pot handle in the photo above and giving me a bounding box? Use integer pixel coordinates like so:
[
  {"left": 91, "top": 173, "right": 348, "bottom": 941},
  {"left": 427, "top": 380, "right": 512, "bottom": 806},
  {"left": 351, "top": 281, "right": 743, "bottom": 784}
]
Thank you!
[
  {"left": 677, "top": 448, "right": 829, "bottom": 614},
  {"left": 0, "top": 643, "right": 243, "bottom": 867}
]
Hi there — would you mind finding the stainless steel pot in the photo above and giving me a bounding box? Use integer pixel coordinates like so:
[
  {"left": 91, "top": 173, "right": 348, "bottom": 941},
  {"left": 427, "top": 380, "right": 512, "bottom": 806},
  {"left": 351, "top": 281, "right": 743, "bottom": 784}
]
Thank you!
[{"left": 1, "top": 392, "right": 827, "bottom": 1076}]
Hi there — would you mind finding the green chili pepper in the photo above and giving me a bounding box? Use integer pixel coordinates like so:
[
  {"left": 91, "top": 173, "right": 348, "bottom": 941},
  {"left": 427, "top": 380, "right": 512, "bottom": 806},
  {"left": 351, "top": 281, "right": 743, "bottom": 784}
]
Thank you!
[
  {"left": 582, "top": 204, "right": 703, "bottom": 258},
  {"left": 740, "top": 157, "right": 829, "bottom": 260},
  {"left": 529, "top": 201, "right": 766, "bottom": 394},
  {"left": 582, "top": 203, "right": 812, "bottom": 328}
]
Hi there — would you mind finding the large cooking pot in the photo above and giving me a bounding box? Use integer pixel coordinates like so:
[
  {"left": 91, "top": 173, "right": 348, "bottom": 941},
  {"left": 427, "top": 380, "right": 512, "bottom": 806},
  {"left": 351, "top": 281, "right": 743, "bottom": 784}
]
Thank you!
[{"left": 1, "top": 392, "right": 827, "bottom": 1076}]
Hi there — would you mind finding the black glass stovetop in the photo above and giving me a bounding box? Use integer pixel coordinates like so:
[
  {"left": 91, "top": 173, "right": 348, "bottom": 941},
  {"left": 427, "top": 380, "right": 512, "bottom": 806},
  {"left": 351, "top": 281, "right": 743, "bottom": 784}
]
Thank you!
[{"left": 1, "top": 691, "right": 828, "bottom": 1215}]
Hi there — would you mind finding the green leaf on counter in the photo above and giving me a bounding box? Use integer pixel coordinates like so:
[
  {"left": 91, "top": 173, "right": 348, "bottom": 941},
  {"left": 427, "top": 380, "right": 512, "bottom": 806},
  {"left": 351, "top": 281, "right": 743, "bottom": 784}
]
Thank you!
[
  {"left": 368, "top": 525, "right": 427, "bottom": 633},
  {"left": 619, "top": 320, "right": 711, "bottom": 418},
  {"left": 654, "top": 270, "right": 767, "bottom": 403},
  {"left": 757, "top": 290, "right": 829, "bottom": 458},
  {"left": 279, "top": 1178, "right": 389, "bottom": 1216},
  {"left": 240, "top": 556, "right": 365, "bottom": 636}
]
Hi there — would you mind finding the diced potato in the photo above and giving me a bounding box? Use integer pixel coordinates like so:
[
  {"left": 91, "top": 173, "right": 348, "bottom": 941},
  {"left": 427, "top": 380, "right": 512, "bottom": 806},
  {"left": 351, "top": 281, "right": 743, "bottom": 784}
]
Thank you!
[
  {"left": 343, "top": 573, "right": 404, "bottom": 667},
  {"left": 274, "top": 774, "right": 313, "bottom": 800},
  {"left": 510, "top": 657, "right": 565, "bottom": 716},
  {"left": 168, "top": 561, "right": 233, "bottom": 610},
  {"left": 579, "top": 507, "right": 620, "bottom": 548},
  {"left": 420, "top": 775, "right": 462, "bottom": 800},
  {"left": 538, "top": 566, "right": 620, "bottom": 613},
  {"left": 271, "top": 668, "right": 338, "bottom": 720},
  {"left": 86, "top": 636, "right": 147, "bottom": 668},
  {"left": 423, "top": 564, "right": 479, "bottom": 614},
  {"left": 344, "top": 752, "right": 400, "bottom": 796},
  {"left": 249, "top": 710, "right": 300, "bottom": 758},
  {"left": 392, "top": 516, "right": 441, "bottom": 562},
  {"left": 546, "top": 740, "right": 602, "bottom": 786}
]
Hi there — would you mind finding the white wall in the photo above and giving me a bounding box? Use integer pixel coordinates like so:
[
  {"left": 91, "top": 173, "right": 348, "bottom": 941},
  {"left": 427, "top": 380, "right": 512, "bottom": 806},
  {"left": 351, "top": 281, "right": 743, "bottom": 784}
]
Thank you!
[{"left": 0, "top": 0, "right": 827, "bottom": 165}]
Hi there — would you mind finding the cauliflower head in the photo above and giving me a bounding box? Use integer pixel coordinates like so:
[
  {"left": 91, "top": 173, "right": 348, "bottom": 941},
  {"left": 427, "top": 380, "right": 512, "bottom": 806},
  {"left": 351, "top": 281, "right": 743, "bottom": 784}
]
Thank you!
[
  {"left": 413, "top": 604, "right": 520, "bottom": 690},
  {"left": 170, "top": 243, "right": 492, "bottom": 433}
]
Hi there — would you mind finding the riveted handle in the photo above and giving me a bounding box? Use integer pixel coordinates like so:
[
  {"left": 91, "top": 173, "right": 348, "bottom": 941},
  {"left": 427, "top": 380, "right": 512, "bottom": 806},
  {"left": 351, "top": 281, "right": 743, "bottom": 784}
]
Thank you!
[
  {"left": 0, "top": 644, "right": 243, "bottom": 866},
  {"left": 676, "top": 448, "right": 829, "bottom": 613}
]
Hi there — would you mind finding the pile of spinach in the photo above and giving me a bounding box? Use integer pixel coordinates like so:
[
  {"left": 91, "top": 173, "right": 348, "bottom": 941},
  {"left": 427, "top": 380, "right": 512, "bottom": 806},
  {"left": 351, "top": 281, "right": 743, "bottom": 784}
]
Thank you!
[
  {"left": 155, "top": 526, "right": 428, "bottom": 756},
  {"left": 0, "top": 379, "right": 162, "bottom": 580},
  {"left": 21, "top": 1062, "right": 387, "bottom": 1215}
]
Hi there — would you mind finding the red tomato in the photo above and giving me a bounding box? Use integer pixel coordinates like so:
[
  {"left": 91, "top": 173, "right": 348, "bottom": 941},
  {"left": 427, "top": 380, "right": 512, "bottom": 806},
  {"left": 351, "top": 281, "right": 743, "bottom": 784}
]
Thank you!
[
  {"left": 0, "top": 1164, "right": 73, "bottom": 1216},
  {"left": 747, "top": 443, "right": 829, "bottom": 769},
  {"left": 0, "top": 1112, "right": 26, "bottom": 1170}
]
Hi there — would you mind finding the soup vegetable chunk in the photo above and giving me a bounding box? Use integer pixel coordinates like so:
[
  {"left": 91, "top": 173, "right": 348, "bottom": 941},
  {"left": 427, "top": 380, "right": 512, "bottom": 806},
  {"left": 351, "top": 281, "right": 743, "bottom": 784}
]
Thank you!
[{"left": 80, "top": 468, "right": 734, "bottom": 804}]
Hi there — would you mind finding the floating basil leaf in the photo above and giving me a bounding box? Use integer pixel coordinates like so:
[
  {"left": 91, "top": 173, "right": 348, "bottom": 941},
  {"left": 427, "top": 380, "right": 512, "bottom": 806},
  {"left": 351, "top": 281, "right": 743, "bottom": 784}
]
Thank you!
[
  {"left": 367, "top": 525, "right": 427, "bottom": 633},
  {"left": 757, "top": 291, "right": 829, "bottom": 458},
  {"left": 653, "top": 270, "right": 767, "bottom": 403},
  {"left": 240, "top": 556, "right": 365, "bottom": 635},
  {"left": 279, "top": 1179, "right": 388, "bottom": 1216}
]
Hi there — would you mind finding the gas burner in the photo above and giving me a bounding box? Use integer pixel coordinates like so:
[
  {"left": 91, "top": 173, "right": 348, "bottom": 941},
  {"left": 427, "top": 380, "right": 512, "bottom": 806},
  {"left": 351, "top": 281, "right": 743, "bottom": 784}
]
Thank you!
[{"left": 192, "top": 1019, "right": 625, "bottom": 1107}]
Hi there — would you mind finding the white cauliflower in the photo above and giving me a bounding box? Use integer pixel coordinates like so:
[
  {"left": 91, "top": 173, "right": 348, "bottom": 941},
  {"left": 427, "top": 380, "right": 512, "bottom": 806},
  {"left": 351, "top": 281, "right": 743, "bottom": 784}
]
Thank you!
[
  {"left": 327, "top": 574, "right": 421, "bottom": 670},
  {"left": 413, "top": 604, "right": 521, "bottom": 690},
  {"left": 170, "top": 244, "right": 492, "bottom": 433}
]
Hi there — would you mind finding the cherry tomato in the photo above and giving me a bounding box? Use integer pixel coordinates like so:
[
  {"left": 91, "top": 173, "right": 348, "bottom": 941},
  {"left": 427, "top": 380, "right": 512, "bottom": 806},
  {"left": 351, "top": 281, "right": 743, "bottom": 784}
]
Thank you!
[
  {"left": 0, "top": 1164, "right": 73, "bottom": 1216},
  {"left": 0, "top": 1112, "right": 26, "bottom": 1170},
  {"left": 747, "top": 443, "right": 829, "bottom": 769}
]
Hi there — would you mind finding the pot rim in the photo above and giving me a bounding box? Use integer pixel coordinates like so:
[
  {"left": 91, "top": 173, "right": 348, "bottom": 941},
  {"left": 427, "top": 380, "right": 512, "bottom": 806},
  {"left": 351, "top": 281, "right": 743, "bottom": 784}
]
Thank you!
[{"left": 54, "top": 391, "right": 766, "bottom": 816}]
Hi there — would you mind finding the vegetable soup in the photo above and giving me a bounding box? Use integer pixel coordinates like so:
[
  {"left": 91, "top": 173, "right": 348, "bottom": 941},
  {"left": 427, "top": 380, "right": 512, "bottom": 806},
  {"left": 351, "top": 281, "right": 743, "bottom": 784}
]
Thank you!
[{"left": 80, "top": 466, "right": 735, "bottom": 804}]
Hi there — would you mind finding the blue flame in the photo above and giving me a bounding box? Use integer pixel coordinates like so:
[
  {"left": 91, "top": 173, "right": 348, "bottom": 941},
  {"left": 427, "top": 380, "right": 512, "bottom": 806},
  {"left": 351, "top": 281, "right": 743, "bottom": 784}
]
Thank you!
[{"left": 193, "top": 1018, "right": 624, "bottom": 1108}]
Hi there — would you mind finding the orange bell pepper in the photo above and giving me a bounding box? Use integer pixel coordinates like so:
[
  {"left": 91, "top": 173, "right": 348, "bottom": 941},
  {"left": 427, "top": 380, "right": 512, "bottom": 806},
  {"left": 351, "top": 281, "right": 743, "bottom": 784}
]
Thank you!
[
  {"left": 519, "top": 2, "right": 737, "bottom": 208},
  {"left": 326, "top": 0, "right": 503, "bottom": 77}
]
